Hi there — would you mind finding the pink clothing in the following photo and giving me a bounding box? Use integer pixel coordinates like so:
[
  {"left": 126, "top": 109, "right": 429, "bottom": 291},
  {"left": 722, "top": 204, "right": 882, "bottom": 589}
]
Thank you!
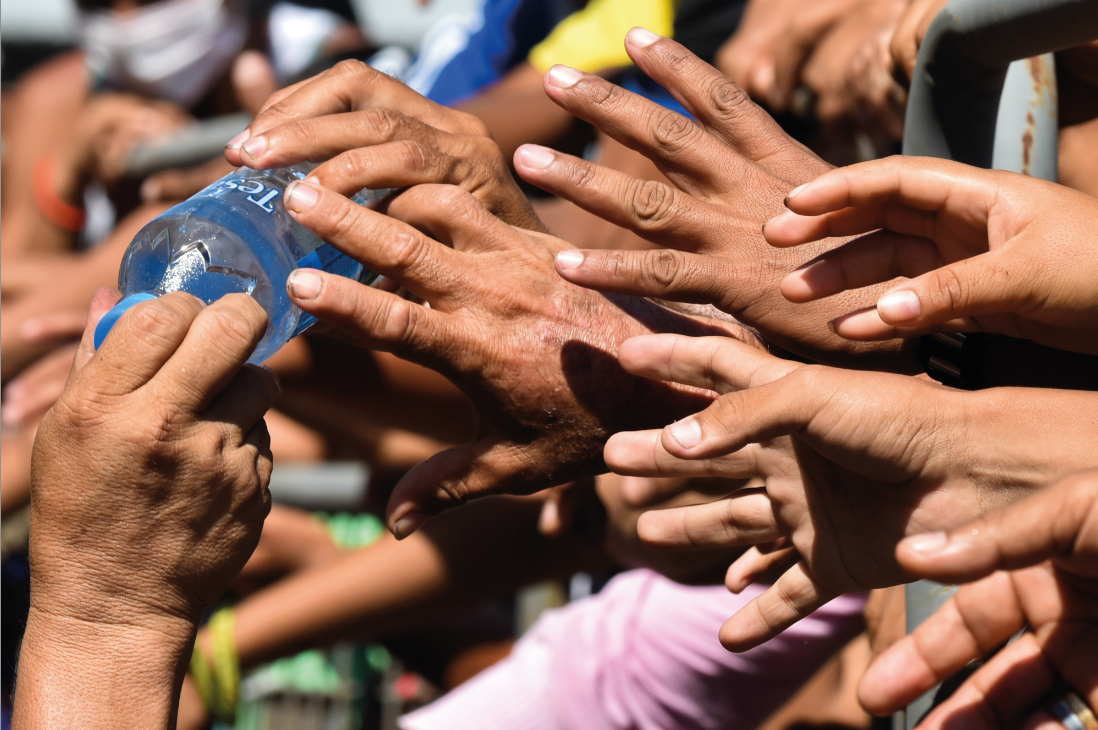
[{"left": 401, "top": 569, "right": 866, "bottom": 730}]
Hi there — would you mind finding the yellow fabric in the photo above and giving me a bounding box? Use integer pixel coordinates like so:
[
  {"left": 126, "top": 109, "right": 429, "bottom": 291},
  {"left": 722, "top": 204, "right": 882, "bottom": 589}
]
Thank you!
[
  {"left": 528, "top": 0, "right": 675, "bottom": 74},
  {"left": 189, "top": 608, "right": 240, "bottom": 724}
]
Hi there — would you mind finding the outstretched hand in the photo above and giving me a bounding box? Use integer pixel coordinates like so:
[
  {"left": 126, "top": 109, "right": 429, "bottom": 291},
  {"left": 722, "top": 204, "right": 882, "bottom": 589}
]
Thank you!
[
  {"left": 225, "top": 59, "right": 543, "bottom": 232},
  {"left": 858, "top": 470, "right": 1098, "bottom": 729},
  {"left": 604, "top": 333, "right": 1098, "bottom": 651},
  {"left": 279, "top": 180, "right": 745, "bottom": 538},
  {"left": 513, "top": 29, "right": 910, "bottom": 370},
  {"left": 765, "top": 156, "right": 1098, "bottom": 354}
]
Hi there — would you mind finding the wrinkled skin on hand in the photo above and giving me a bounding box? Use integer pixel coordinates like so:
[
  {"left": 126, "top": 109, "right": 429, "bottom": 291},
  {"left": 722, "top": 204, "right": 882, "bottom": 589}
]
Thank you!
[
  {"left": 29, "top": 289, "right": 279, "bottom": 633},
  {"left": 512, "top": 31, "right": 913, "bottom": 371},
  {"left": 604, "top": 333, "right": 1098, "bottom": 651},
  {"left": 224, "top": 59, "right": 544, "bottom": 233},
  {"left": 278, "top": 179, "right": 746, "bottom": 538},
  {"left": 859, "top": 470, "right": 1098, "bottom": 730}
]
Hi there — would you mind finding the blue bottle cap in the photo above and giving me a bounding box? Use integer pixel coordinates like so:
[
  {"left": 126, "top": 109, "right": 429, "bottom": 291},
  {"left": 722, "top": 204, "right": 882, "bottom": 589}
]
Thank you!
[{"left": 93, "top": 293, "right": 160, "bottom": 350}]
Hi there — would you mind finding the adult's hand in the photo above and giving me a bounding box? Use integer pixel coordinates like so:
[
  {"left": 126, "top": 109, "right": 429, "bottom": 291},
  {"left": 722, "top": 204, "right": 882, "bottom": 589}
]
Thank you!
[
  {"left": 278, "top": 178, "right": 745, "bottom": 537},
  {"left": 225, "top": 60, "right": 543, "bottom": 232},
  {"left": 604, "top": 333, "right": 1098, "bottom": 651},
  {"left": 765, "top": 156, "right": 1098, "bottom": 354},
  {"left": 714, "top": 0, "right": 860, "bottom": 111},
  {"left": 13, "top": 288, "right": 279, "bottom": 729},
  {"left": 513, "top": 30, "right": 912, "bottom": 371},
  {"left": 858, "top": 470, "right": 1098, "bottom": 728}
]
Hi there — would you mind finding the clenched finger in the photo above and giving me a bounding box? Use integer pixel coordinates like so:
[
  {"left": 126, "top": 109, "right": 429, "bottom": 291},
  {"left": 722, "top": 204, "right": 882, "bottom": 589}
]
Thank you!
[{"left": 720, "top": 561, "right": 832, "bottom": 651}]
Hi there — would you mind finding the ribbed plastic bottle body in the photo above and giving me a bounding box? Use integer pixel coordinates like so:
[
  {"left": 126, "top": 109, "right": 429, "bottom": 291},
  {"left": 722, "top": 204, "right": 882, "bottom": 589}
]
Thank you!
[{"left": 110, "top": 164, "right": 383, "bottom": 364}]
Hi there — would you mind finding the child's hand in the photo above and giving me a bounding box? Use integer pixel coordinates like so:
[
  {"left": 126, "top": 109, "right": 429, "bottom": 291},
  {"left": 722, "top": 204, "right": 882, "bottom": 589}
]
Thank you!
[{"left": 764, "top": 156, "right": 1098, "bottom": 354}]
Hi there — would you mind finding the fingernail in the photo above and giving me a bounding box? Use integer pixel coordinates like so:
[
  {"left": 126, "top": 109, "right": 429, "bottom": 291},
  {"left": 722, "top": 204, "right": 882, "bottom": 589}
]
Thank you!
[
  {"left": 627, "top": 27, "right": 661, "bottom": 48},
  {"left": 785, "top": 183, "right": 810, "bottom": 202},
  {"left": 285, "top": 182, "right": 319, "bottom": 213},
  {"left": 877, "top": 290, "right": 921, "bottom": 322},
  {"left": 241, "top": 136, "right": 268, "bottom": 159},
  {"left": 392, "top": 511, "right": 427, "bottom": 540},
  {"left": 547, "top": 65, "right": 584, "bottom": 88},
  {"left": 556, "top": 250, "right": 585, "bottom": 270},
  {"left": 287, "top": 269, "right": 322, "bottom": 300},
  {"left": 668, "top": 417, "right": 702, "bottom": 449},
  {"left": 903, "top": 531, "right": 948, "bottom": 555},
  {"left": 225, "top": 129, "right": 250, "bottom": 150},
  {"left": 516, "top": 145, "right": 556, "bottom": 171}
]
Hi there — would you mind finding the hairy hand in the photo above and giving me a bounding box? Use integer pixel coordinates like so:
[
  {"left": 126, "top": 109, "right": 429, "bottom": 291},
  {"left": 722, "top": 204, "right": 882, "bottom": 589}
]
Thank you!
[
  {"left": 225, "top": 59, "right": 543, "bottom": 232},
  {"left": 278, "top": 178, "right": 746, "bottom": 538},
  {"left": 30, "top": 289, "right": 279, "bottom": 636}
]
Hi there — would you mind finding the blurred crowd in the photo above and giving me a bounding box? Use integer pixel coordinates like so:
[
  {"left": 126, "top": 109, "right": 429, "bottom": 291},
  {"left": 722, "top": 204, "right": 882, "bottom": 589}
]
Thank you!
[{"left": 2, "top": 0, "right": 1097, "bottom": 729}]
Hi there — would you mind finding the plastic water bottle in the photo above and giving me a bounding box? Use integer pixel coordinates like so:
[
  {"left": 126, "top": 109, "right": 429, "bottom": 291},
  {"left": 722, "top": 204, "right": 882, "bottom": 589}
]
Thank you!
[{"left": 94, "top": 164, "right": 387, "bottom": 364}]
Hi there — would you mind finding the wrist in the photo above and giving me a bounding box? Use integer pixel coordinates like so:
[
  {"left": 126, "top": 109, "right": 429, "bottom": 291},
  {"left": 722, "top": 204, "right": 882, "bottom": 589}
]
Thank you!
[{"left": 14, "top": 607, "right": 195, "bottom": 729}]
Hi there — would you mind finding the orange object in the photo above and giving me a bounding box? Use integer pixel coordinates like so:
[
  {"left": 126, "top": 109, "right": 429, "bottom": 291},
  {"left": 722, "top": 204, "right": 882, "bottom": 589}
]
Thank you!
[{"left": 32, "top": 155, "right": 85, "bottom": 232}]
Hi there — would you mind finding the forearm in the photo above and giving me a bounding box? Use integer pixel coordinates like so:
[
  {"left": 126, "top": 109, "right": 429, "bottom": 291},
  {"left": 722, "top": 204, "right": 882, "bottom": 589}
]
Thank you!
[
  {"left": 14, "top": 609, "right": 194, "bottom": 729},
  {"left": 224, "top": 496, "right": 605, "bottom": 668}
]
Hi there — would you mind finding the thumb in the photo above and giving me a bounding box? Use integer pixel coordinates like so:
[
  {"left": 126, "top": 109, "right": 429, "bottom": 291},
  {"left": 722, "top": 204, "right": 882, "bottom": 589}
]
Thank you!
[
  {"left": 875, "top": 249, "right": 1021, "bottom": 329},
  {"left": 72, "top": 288, "right": 123, "bottom": 375},
  {"left": 896, "top": 469, "right": 1098, "bottom": 584},
  {"left": 385, "top": 437, "right": 553, "bottom": 539}
]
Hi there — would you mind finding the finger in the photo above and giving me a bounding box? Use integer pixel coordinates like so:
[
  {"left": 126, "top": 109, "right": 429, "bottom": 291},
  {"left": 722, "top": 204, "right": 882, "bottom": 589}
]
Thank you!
[
  {"left": 554, "top": 248, "right": 745, "bottom": 311},
  {"left": 912, "top": 633, "right": 1057, "bottom": 730},
  {"left": 637, "top": 489, "right": 781, "bottom": 550},
  {"left": 857, "top": 572, "right": 1026, "bottom": 715},
  {"left": 604, "top": 429, "right": 760, "bottom": 480},
  {"left": 617, "top": 334, "right": 800, "bottom": 394},
  {"left": 719, "top": 561, "right": 832, "bottom": 652},
  {"left": 228, "top": 60, "right": 476, "bottom": 165},
  {"left": 873, "top": 249, "right": 1038, "bottom": 330},
  {"left": 231, "top": 50, "right": 278, "bottom": 116},
  {"left": 778, "top": 230, "right": 943, "bottom": 303},
  {"left": 536, "top": 65, "right": 739, "bottom": 190},
  {"left": 516, "top": 145, "right": 735, "bottom": 247},
  {"left": 895, "top": 471, "right": 1098, "bottom": 584},
  {"left": 1, "top": 345, "right": 78, "bottom": 429},
  {"left": 204, "top": 364, "right": 281, "bottom": 434},
  {"left": 286, "top": 267, "right": 454, "bottom": 362},
  {"left": 237, "top": 109, "right": 440, "bottom": 170},
  {"left": 769, "top": 155, "right": 996, "bottom": 242},
  {"left": 283, "top": 180, "right": 461, "bottom": 299},
  {"left": 153, "top": 294, "right": 269, "bottom": 413},
  {"left": 382, "top": 184, "right": 514, "bottom": 256},
  {"left": 658, "top": 369, "right": 826, "bottom": 460},
  {"left": 240, "top": 416, "right": 275, "bottom": 504},
  {"left": 385, "top": 437, "right": 548, "bottom": 538},
  {"left": 621, "top": 29, "right": 799, "bottom": 162},
  {"left": 83, "top": 291, "right": 204, "bottom": 397},
  {"left": 20, "top": 310, "right": 88, "bottom": 343},
  {"left": 827, "top": 306, "right": 961, "bottom": 341},
  {"left": 71, "top": 289, "right": 123, "bottom": 375},
  {"left": 725, "top": 543, "right": 797, "bottom": 593},
  {"left": 619, "top": 474, "right": 753, "bottom": 509}
]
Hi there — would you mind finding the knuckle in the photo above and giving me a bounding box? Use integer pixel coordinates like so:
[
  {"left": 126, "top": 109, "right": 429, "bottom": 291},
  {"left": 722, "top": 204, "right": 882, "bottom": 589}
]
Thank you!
[
  {"left": 652, "top": 109, "right": 700, "bottom": 151},
  {"left": 629, "top": 180, "right": 677, "bottom": 227},
  {"left": 363, "top": 107, "right": 401, "bottom": 140},
  {"left": 384, "top": 228, "right": 429, "bottom": 272},
  {"left": 454, "top": 110, "right": 490, "bottom": 138},
  {"left": 642, "top": 249, "right": 685, "bottom": 288},
  {"left": 928, "top": 267, "right": 968, "bottom": 312},
  {"left": 589, "top": 80, "right": 626, "bottom": 109},
  {"left": 707, "top": 76, "right": 753, "bottom": 121},
  {"left": 331, "top": 58, "right": 374, "bottom": 88},
  {"left": 393, "top": 138, "right": 430, "bottom": 173}
]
